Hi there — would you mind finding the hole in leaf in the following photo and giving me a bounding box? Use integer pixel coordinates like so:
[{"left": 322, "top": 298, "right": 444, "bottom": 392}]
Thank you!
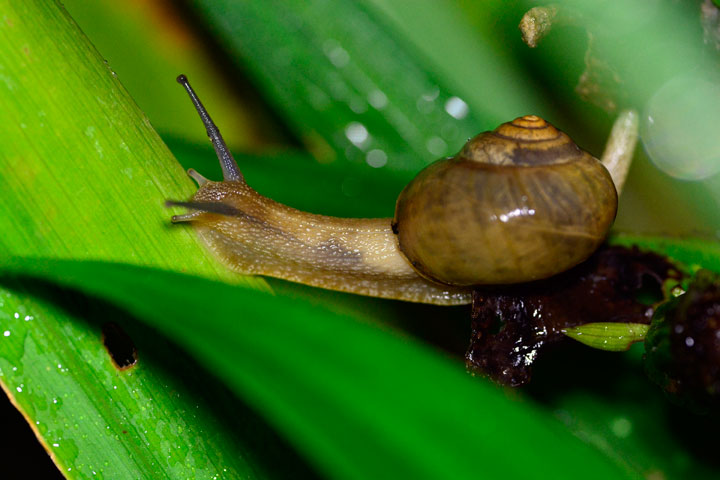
[{"left": 102, "top": 322, "right": 138, "bottom": 370}]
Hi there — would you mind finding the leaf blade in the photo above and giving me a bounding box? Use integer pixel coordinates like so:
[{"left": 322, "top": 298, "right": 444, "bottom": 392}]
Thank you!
[
  {"left": 0, "top": 0, "right": 264, "bottom": 290},
  {"left": 1, "top": 258, "right": 635, "bottom": 480},
  {"left": 563, "top": 323, "right": 650, "bottom": 352},
  {"left": 189, "top": 0, "right": 520, "bottom": 173},
  {"left": 0, "top": 280, "right": 306, "bottom": 479}
]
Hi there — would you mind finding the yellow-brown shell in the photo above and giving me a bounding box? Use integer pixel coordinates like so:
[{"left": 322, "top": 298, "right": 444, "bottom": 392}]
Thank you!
[{"left": 392, "top": 115, "right": 618, "bottom": 286}]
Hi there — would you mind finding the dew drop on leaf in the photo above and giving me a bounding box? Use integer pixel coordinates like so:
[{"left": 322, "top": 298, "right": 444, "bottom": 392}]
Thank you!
[{"left": 641, "top": 75, "right": 720, "bottom": 181}]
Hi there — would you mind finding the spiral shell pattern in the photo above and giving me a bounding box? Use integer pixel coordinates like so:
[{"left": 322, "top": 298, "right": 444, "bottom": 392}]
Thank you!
[{"left": 393, "top": 115, "right": 618, "bottom": 286}]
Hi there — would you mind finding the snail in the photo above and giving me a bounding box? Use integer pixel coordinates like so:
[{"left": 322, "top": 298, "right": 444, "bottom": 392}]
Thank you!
[{"left": 169, "top": 75, "right": 638, "bottom": 306}]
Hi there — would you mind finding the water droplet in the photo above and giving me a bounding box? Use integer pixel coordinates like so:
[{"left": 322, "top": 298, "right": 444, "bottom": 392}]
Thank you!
[
  {"left": 366, "top": 149, "right": 387, "bottom": 168},
  {"left": 3, "top": 331, "right": 9, "bottom": 337},
  {"left": 421, "top": 86, "right": 439, "bottom": 101},
  {"left": 444, "top": 96, "right": 469, "bottom": 119},
  {"left": 416, "top": 96, "right": 435, "bottom": 114},
  {"left": 348, "top": 97, "right": 367, "bottom": 114},
  {"left": 440, "top": 123, "right": 459, "bottom": 141},
  {"left": 323, "top": 39, "right": 350, "bottom": 68},
  {"left": 426, "top": 136, "right": 447, "bottom": 156},
  {"left": 685, "top": 336, "right": 695, "bottom": 347},
  {"left": 345, "top": 122, "right": 369, "bottom": 147},
  {"left": 368, "top": 89, "right": 388, "bottom": 109},
  {"left": 641, "top": 74, "right": 720, "bottom": 180},
  {"left": 610, "top": 417, "right": 632, "bottom": 438},
  {"left": 326, "top": 71, "right": 350, "bottom": 101}
]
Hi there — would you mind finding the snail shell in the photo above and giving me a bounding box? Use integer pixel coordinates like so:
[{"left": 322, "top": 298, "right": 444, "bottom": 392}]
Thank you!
[{"left": 393, "top": 115, "right": 618, "bottom": 286}]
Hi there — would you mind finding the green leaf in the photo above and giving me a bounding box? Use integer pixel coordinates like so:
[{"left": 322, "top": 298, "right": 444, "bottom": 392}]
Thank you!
[
  {"left": 60, "top": 0, "right": 273, "bottom": 149},
  {"left": 5, "top": 0, "right": 720, "bottom": 478},
  {"left": 563, "top": 323, "right": 650, "bottom": 352},
  {"left": 0, "top": 0, "right": 263, "bottom": 290},
  {"left": 0, "top": 1, "right": 278, "bottom": 476},
  {"left": 360, "top": 0, "right": 550, "bottom": 120},
  {"left": 528, "top": 349, "right": 720, "bottom": 480},
  {"left": 1, "top": 258, "right": 634, "bottom": 480},
  {"left": 610, "top": 233, "right": 720, "bottom": 273},
  {"left": 0, "top": 280, "right": 305, "bottom": 479},
  {"left": 186, "top": 0, "right": 543, "bottom": 173}
]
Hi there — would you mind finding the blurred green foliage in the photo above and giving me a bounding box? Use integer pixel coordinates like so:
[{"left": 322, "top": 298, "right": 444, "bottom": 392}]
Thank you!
[{"left": 2, "top": 0, "right": 720, "bottom": 479}]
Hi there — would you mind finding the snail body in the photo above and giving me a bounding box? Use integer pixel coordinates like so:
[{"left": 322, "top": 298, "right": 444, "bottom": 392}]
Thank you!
[
  {"left": 185, "top": 180, "right": 471, "bottom": 304},
  {"left": 170, "top": 75, "right": 637, "bottom": 306}
]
